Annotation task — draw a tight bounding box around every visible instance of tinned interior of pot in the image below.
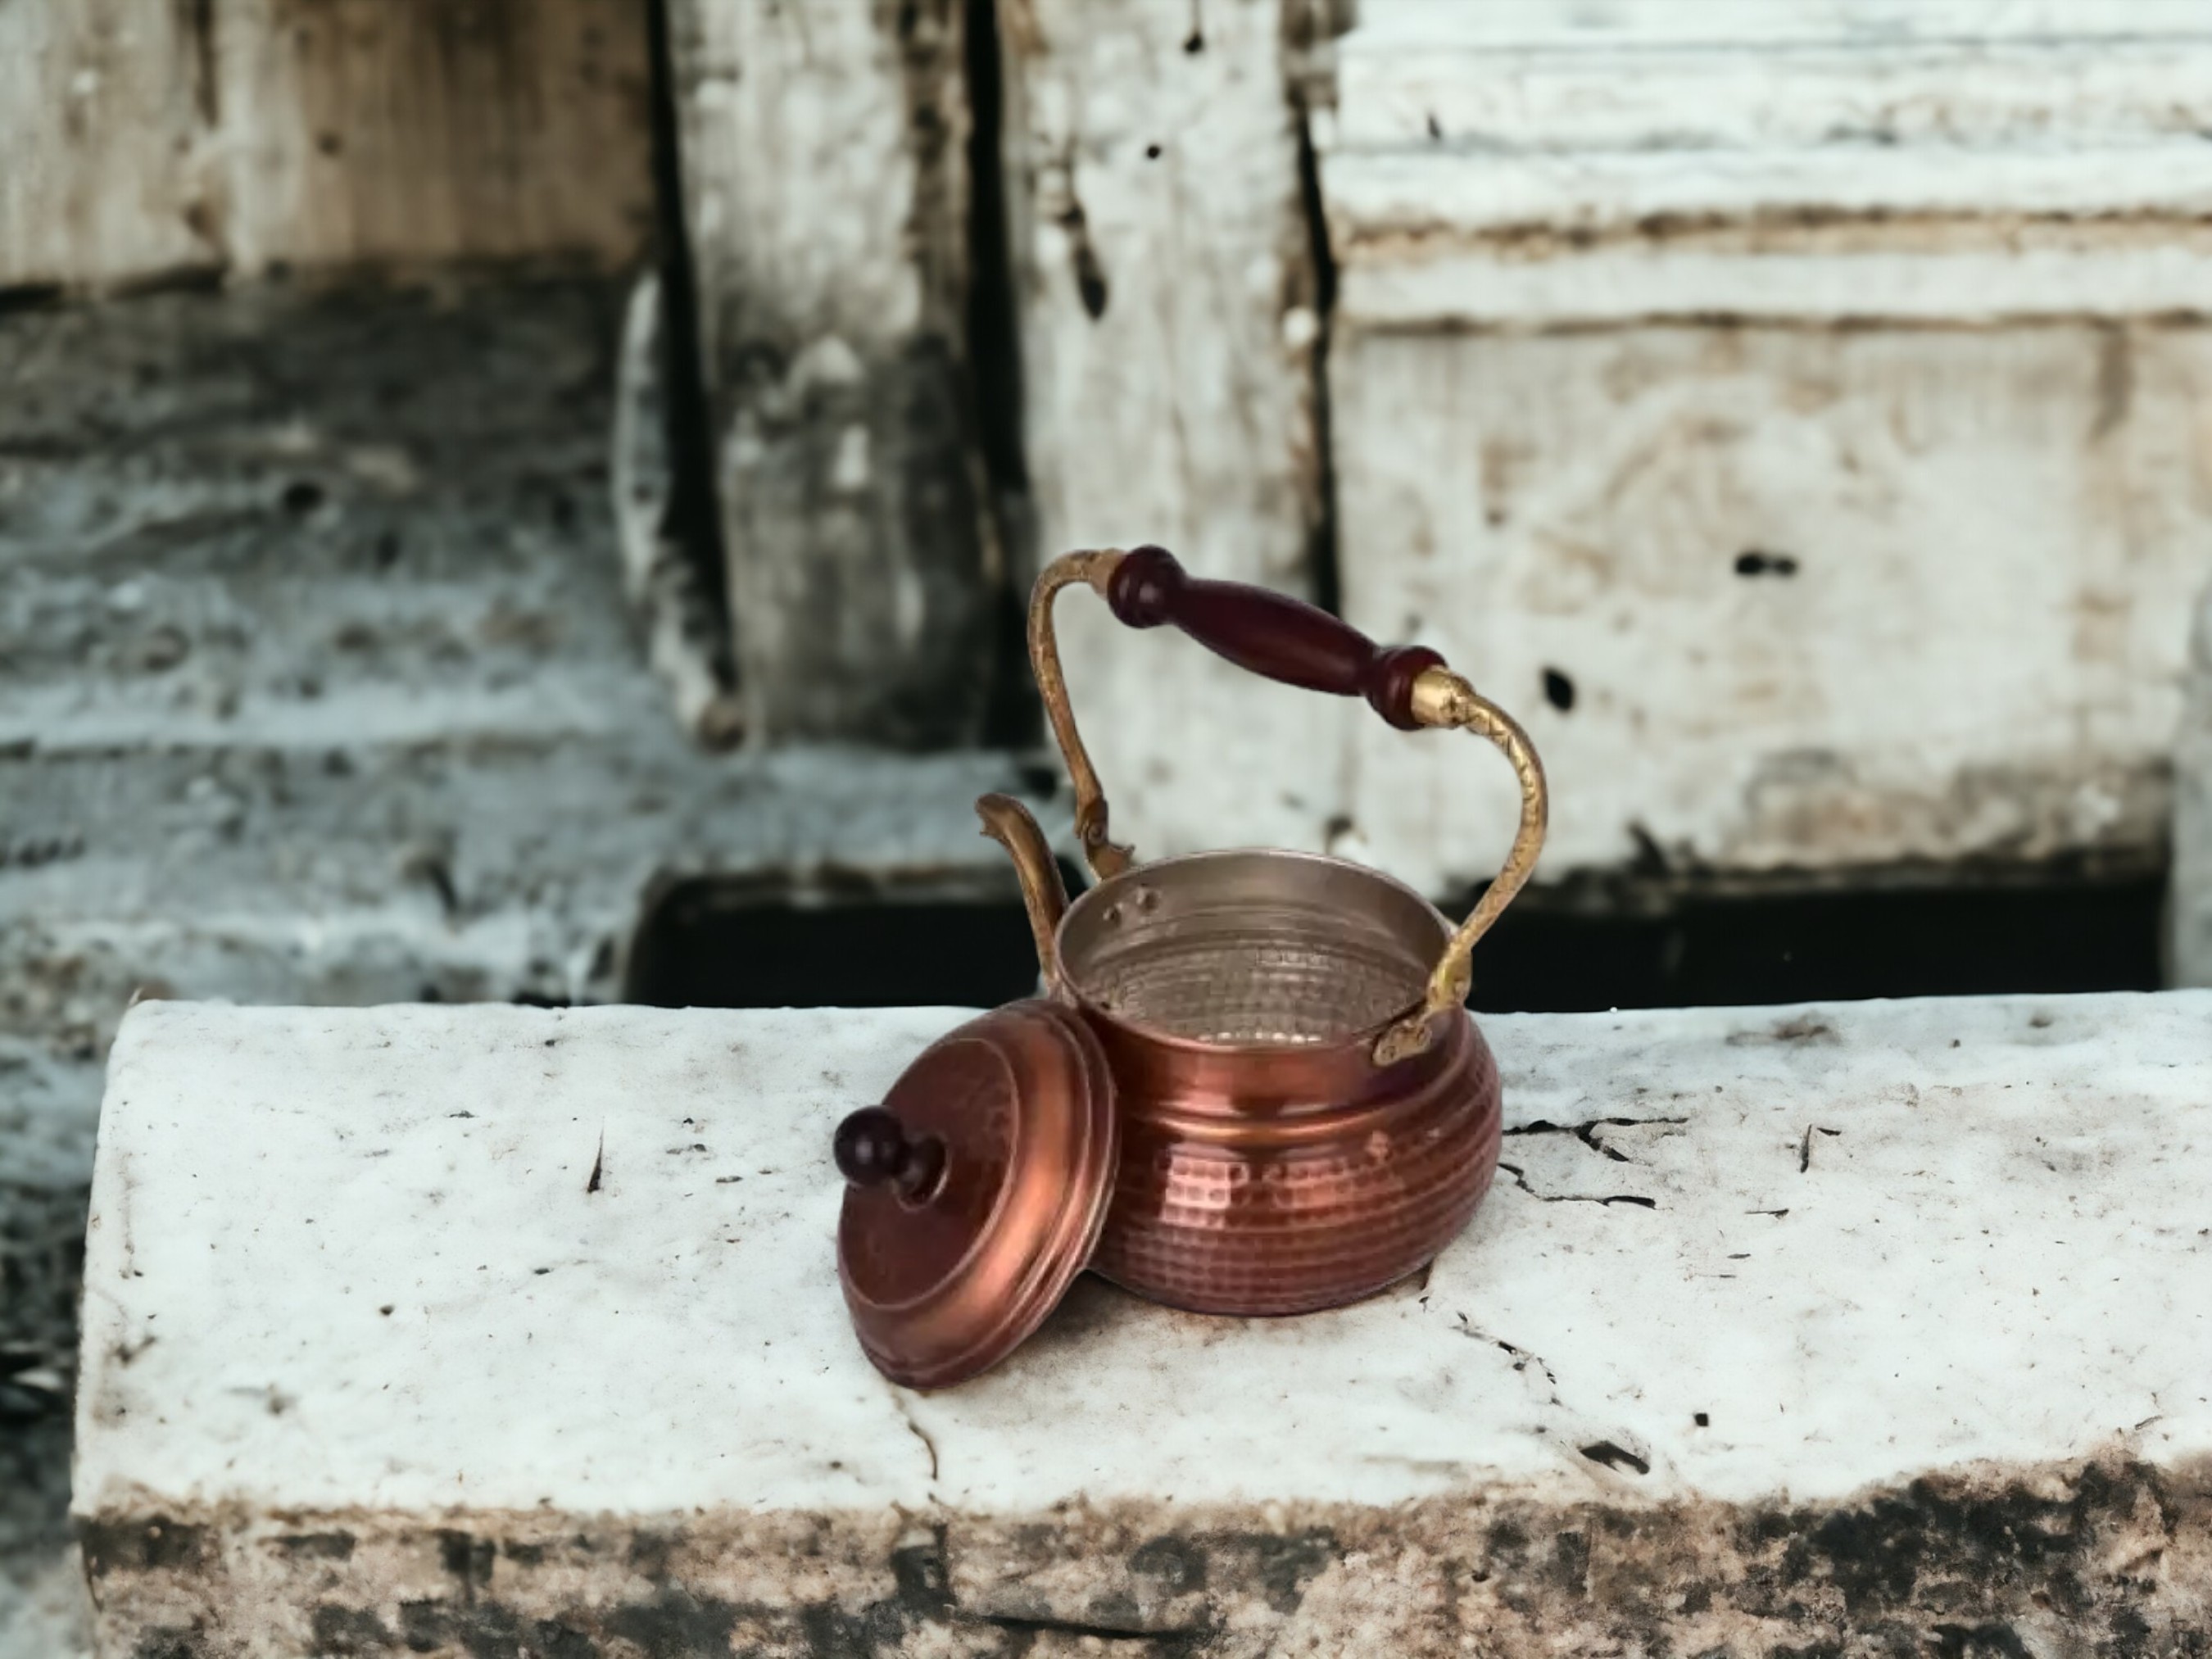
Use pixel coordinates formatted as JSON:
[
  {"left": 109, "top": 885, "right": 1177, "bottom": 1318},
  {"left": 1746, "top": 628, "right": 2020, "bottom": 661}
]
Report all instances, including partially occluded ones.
[{"left": 1055, "top": 850, "right": 1451, "bottom": 1047}]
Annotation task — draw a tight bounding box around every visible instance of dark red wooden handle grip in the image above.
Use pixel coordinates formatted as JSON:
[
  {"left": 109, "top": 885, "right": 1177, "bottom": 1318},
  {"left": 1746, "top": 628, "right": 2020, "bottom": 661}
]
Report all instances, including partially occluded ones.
[{"left": 1106, "top": 545, "right": 1442, "bottom": 730}]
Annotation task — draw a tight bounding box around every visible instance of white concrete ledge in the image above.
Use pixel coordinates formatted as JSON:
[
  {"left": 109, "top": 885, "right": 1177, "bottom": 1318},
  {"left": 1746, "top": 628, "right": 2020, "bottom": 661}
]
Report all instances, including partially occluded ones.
[{"left": 75, "top": 995, "right": 2212, "bottom": 1655}]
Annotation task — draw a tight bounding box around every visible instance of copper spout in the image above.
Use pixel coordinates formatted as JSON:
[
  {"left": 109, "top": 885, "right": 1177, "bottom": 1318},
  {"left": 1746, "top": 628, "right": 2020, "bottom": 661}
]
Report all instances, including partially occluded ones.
[{"left": 976, "top": 793, "right": 1070, "bottom": 993}]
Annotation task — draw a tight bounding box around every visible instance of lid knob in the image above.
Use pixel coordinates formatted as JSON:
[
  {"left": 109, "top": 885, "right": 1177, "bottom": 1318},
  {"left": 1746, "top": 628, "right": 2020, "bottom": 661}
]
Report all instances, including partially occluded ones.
[{"left": 833, "top": 1106, "right": 945, "bottom": 1203}]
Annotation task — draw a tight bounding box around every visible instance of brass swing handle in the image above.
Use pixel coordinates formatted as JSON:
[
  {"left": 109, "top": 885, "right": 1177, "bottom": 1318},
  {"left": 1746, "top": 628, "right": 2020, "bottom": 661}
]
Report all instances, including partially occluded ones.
[{"left": 1031, "top": 545, "right": 1549, "bottom": 1066}]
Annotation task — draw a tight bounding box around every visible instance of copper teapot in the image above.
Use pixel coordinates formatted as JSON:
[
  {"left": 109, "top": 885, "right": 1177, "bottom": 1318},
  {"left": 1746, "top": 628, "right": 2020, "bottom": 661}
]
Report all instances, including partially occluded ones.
[{"left": 832, "top": 546, "right": 1548, "bottom": 1389}]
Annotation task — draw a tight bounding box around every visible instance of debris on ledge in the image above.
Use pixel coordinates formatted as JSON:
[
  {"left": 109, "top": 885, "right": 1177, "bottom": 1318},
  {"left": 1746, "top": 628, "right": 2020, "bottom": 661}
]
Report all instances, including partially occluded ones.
[{"left": 75, "top": 995, "right": 2212, "bottom": 1656}]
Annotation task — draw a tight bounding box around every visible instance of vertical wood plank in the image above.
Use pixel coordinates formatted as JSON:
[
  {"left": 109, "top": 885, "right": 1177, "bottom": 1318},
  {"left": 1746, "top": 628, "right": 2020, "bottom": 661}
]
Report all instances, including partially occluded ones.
[
  {"left": 0, "top": 0, "right": 653, "bottom": 291},
  {"left": 0, "top": 0, "right": 215, "bottom": 289},
  {"left": 997, "top": 0, "right": 1337, "bottom": 860},
  {"left": 669, "top": 0, "right": 998, "bottom": 748},
  {"left": 216, "top": 0, "right": 655, "bottom": 276}
]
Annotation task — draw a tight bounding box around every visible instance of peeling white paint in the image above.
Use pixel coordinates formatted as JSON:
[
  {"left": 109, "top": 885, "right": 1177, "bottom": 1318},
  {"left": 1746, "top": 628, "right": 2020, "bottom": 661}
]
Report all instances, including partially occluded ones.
[
  {"left": 831, "top": 424, "right": 873, "bottom": 493},
  {"left": 1315, "top": 0, "right": 2212, "bottom": 886},
  {"left": 1003, "top": 0, "right": 1339, "bottom": 865}
]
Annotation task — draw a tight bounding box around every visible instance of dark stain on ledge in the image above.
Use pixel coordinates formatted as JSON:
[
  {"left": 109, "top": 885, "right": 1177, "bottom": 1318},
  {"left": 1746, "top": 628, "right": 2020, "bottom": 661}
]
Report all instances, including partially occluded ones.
[
  {"left": 309, "top": 1602, "right": 392, "bottom": 1655},
  {"left": 438, "top": 1527, "right": 496, "bottom": 1593},
  {"left": 1931, "top": 1621, "right": 2037, "bottom": 1657},
  {"left": 625, "top": 1529, "right": 673, "bottom": 1580},
  {"left": 79, "top": 1514, "right": 212, "bottom": 1576},
  {"left": 127, "top": 1625, "right": 207, "bottom": 1659},
  {"left": 1728, "top": 1012, "right": 1840, "bottom": 1046},
  {"left": 797, "top": 1525, "right": 954, "bottom": 1655},
  {"left": 76, "top": 1453, "right": 2212, "bottom": 1655},
  {"left": 1222, "top": 1525, "right": 1339, "bottom": 1614},
  {"left": 270, "top": 1530, "right": 356, "bottom": 1560},
  {"left": 1129, "top": 1532, "right": 1209, "bottom": 1594},
  {"left": 1793, "top": 1462, "right": 2142, "bottom": 1615},
  {"left": 982, "top": 1605, "right": 1209, "bottom": 1645},
  {"left": 391, "top": 1591, "right": 604, "bottom": 1659},
  {"left": 604, "top": 1588, "right": 740, "bottom": 1657},
  {"left": 1580, "top": 1441, "right": 1651, "bottom": 1477}
]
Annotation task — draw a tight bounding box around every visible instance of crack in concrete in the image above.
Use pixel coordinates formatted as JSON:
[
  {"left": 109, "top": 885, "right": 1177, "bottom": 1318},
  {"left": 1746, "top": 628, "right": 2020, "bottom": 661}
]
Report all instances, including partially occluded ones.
[
  {"left": 1456, "top": 1313, "right": 1558, "bottom": 1394},
  {"left": 1503, "top": 1115, "right": 1688, "bottom": 1165},
  {"left": 1497, "top": 1160, "right": 1658, "bottom": 1208},
  {"left": 1456, "top": 1315, "right": 1660, "bottom": 1492},
  {"left": 891, "top": 1392, "right": 940, "bottom": 1484}
]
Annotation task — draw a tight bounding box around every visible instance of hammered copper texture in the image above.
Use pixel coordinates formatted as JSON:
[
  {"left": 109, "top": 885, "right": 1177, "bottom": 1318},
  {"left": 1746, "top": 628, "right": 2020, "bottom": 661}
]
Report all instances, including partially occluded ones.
[
  {"left": 1084, "top": 924, "right": 1423, "bottom": 1045},
  {"left": 1087, "top": 1013, "right": 1502, "bottom": 1316}
]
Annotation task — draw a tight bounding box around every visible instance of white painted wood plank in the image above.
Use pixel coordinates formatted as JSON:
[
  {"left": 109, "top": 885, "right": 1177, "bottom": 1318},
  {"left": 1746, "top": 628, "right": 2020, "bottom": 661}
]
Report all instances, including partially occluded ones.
[
  {"left": 611, "top": 271, "right": 747, "bottom": 749},
  {"left": 999, "top": 0, "right": 1342, "bottom": 862},
  {"left": 1333, "top": 36, "right": 2212, "bottom": 156},
  {"left": 211, "top": 0, "right": 655, "bottom": 278},
  {"left": 1330, "top": 147, "right": 2212, "bottom": 246},
  {"left": 1333, "top": 324, "right": 2211, "bottom": 891},
  {"left": 1315, "top": 0, "right": 2212, "bottom": 886},
  {"left": 670, "top": 0, "right": 999, "bottom": 746},
  {"left": 1348, "top": 0, "right": 2212, "bottom": 53},
  {"left": 0, "top": 0, "right": 214, "bottom": 290},
  {"left": 1322, "top": 0, "right": 2212, "bottom": 326},
  {"left": 1336, "top": 220, "right": 2212, "bottom": 331}
]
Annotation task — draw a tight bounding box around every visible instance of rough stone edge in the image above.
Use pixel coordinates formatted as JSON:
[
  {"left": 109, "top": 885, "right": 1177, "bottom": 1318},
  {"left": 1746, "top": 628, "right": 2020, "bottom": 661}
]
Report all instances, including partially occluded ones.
[{"left": 74, "top": 1449, "right": 2212, "bottom": 1656}]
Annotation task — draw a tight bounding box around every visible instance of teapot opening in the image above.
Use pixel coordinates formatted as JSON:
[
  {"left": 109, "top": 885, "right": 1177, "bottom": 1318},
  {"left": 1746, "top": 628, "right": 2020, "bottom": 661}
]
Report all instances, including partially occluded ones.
[{"left": 1057, "top": 850, "right": 1449, "bottom": 1049}]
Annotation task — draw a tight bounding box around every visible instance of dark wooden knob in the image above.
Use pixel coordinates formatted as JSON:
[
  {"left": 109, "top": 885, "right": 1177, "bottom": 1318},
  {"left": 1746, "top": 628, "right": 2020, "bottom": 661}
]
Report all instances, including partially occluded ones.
[
  {"left": 1105, "top": 544, "right": 1444, "bottom": 730},
  {"left": 834, "top": 1108, "right": 945, "bottom": 1200}
]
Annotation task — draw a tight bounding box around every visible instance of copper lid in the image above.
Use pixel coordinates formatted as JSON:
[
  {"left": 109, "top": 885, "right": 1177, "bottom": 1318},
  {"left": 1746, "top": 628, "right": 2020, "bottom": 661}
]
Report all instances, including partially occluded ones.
[{"left": 833, "top": 1000, "right": 1117, "bottom": 1389}]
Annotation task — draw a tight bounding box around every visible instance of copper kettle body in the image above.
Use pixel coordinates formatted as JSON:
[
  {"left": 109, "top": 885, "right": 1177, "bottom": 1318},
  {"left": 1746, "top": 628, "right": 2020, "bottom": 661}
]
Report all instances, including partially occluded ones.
[
  {"left": 977, "top": 545, "right": 1548, "bottom": 1317},
  {"left": 977, "top": 797, "right": 1509, "bottom": 1315}
]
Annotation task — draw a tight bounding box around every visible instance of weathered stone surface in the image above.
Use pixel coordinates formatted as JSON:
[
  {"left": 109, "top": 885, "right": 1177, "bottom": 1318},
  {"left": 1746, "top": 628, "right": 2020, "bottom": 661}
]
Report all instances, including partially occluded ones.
[
  {"left": 75, "top": 991, "right": 2212, "bottom": 1654},
  {"left": 61, "top": 1469, "right": 2212, "bottom": 1657}
]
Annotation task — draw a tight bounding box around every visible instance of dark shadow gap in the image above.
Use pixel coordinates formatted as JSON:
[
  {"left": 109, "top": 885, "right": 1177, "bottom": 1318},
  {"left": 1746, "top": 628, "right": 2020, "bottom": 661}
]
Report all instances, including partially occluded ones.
[
  {"left": 0, "top": 283, "right": 64, "bottom": 319},
  {"left": 1457, "top": 868, "right": 2165, "bottom": 1013},
  {"left": 628, "top": 867, "right": 2165, "bottom": 1014},
  {"left": 643, "top": 0, "right": 734, "bottom": 680},
  {"left": 966, "top": 0, "right": 1043, "bottom": 749},
  {"left": 1291, "top": 83, "right": 1341, "bottom": 619},
  {"left": 625, "top": 862, "right": 1090, "bottom": 1011}
]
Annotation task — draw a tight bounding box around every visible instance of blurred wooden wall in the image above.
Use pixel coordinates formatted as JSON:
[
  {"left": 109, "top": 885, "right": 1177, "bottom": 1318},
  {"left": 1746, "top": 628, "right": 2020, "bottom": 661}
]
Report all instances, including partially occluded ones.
[{"left": 11, "top": 0, "right": 2212, "bottom": 900}]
